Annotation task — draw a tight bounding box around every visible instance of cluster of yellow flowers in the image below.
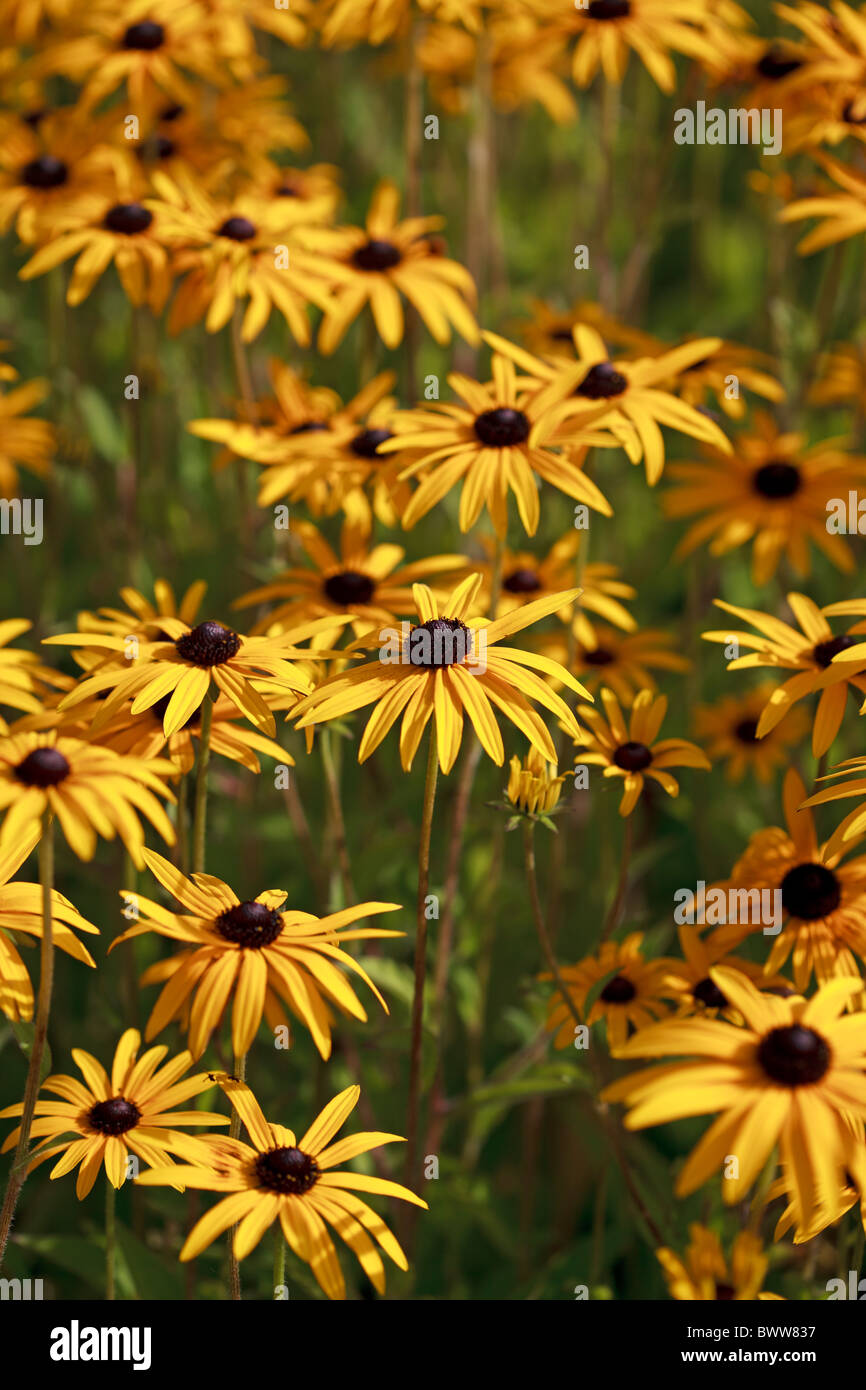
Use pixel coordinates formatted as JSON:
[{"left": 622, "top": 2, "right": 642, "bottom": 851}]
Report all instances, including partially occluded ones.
[{"left": 4, "top": 0, "right": 866, "bottom": 1303}]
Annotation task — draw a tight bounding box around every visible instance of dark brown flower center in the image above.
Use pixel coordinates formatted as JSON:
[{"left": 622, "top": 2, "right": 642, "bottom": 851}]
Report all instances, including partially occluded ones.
[
  {"left": 254, "top": 1146, "right": 319, "bottom": 1194},
  {"left": 21, "top": 155, "right": 67, "bottom": 189},
  {"left": 104, "top": 202, "right": 153, "bottom": 235},
  {"left": 613, "top": 741, "right": 653, "bottom": 772},
  {"left": 350, "top": 427, "right": 393, "bottom": 458},
  {"left": 22, "top": 109, "right": 48, "bottom": 128},
  {"left": 175, "top": 621, "right": 241, "bottom": 667},
  {"left": 756, "top": 1024, "right": 831, "bottom": 1085},
  {"left": 503, "top": 567, "right": 542, "bottom": 594},
  {"left": 216, "top": 900, "right": 283, "bottom": 948},
  {"left": 323, "top": 570, "right": 376, "bottom": 606},
  {"left": 715, "top": 1282, "right": 737, "bottom": 1300},
  {"left": 781, "top": 862, "right": 841, "bottom": 920},
  {"left": 575, "top": 361, "right": 628, "bottom": 399},
  {"left": 843, "top": 100, "right": 866, "bottom": 125},
  {"left": 152, "top": 694, "right": 200, "bottom": 730},
  {"left": 88, "top": 1097, "right": 141, "bottom": 1136},
  {"left": 160, "top": 103, "right": 185, "bottom": 122},
  {"left": 752, "top": 460, "right": 801, "bottom": 499},
  {"left": 812, "top": 634, "right": 859, "bottom": 668},
  {"left": 352, "top": 239, "right": 402, "bottom": 272},
  {"left": 756, "top": 48, "right": 802, "bottom": 79},
  {"left": 217, "top": 216, "right": 257, "bottom": 242},
  {"left": 276, "top": 182, "right": 299, "bottom": 197},
  {"left": 122, "top": 20, "right": 165, "bottom": 49},
  {"left": 290, "top": 421, "right": 329, "bottom": 435},
  {"left": 693, "top": 976, "right": 727, "bottom": 1009},
  {"left": 589, "top": 0, "right": 630, "bottom": 17},
  {"left": 473, "top": 408, "right": 530, "bottom": 447},
  {"left": 407, "top": 618, "right": 472, "bottom": 669},
  {"left": 600, "top": 973, "right": 636, "bottom": 1004},
  {"left": 582, "top": 646, "right": 615, "bottom": 666},
  {"left": 734, "top": 718, "right": 759, "bottom": 743},
  {"left": 15, "top": 747, "right": 71, "bottom": 787}
]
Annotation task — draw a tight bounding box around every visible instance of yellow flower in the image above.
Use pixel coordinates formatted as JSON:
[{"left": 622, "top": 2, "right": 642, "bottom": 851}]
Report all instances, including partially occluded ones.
[
  {"left": 0, "top": 619, "right": 68, "bottom": 713},
  {"left": 484, "top": 326, "right": 732, "bottom": 485},
  {"left": 419, "top": 16, "right": 578, "bottom": 124},
  {"left": 136, "top": 1079, "right": 427, "bottom": 1299},
  {"left": 664, "top": 412, "right": 866, "bottom": 584},
  {"left": 20, "top": 193, "right": 172, "bottom": 310},
  {"left": 538, "top": 623, "right": 689, "bottom": 704},
  {"left": 544, "top": 932, "right": 671, "bottom": 1051},
  {"left": 293, "top": 574, "right": 590, "bottom": 774},
  {"left": 657, "top": 1224, "right": 782, "bottom": 1300},
  {"left": 0, "top": 825, "right": 97, "bottom": 1022},
  {"left": 0, "top": 731, "right": 176, "bottom": 865},
  {"left": 297, "top": 180, "right": 479, "bottom": 353},
  {"left": 573, "top": 687, "right": 709, "bottom": 815},
  {"left": 809, "top": 341, "right": 866, "bottom": 410},
  {"left": 0, "top": 376, "right": 54, "bottom": 494},
  {"left": 0, "top": 1028, "right": 229, "bottom": 1199},
  {"left": 559, "top": 0, "right": 723, "bottom": 93},
  {"left": 603, "top": 969, "right": 866, "bottom": 1234},
  {"left": 662, "top": 924, "right": 791, "bottom": 1021},
  {"left": 113, "top": 850, "right": 402, "bottom": 1059},
  {"left": 694, "top": 683, "right": 810, "bottom": 784},
  {"left": 477, "top": 533, "right": 637, "bottom": 632},
  {"left": 505, "top": 748, "right": 566, "bottom": 817},
  {"left": 779, "top": 152, "right": 866, "bottom": 253},
  {"left": 702, "top": 591, "right": 866, "bottom": 757}
]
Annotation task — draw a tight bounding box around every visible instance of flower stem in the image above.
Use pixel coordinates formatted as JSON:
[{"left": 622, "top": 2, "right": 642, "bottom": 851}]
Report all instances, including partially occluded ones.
[
  {"left": 320, "top": 727, "right": 355, "bottom": 909},
  {"left": 404, "top": 730, "right": 439, "bottom": 1205},
  {"left": 0, "top": 812, "right": 55, "bottom": 1270},
  {"left": 106, "top": 1178, "right": 117, "bottom": 1300},
  {"left": 522, "top": 822, "right": 583, "bottom": 1034},
  {"left": 600, "top": 815, "right": 633, "bottom": 941},
  {"left": 273, "top": 1224, "right": 287, "bottom": 1298},
  {"left": 191, "top": 688, "right": 216, "bottom": 875}
]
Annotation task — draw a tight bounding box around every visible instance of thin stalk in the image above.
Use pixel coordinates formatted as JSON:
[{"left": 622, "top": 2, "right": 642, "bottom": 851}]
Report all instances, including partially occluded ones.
[
  {"left": 600, "top": 815, "right": 633, "bottom": 941},
  {"left": 191, "top": 688, "right": 216, "bottom": 875},
  {"left": 106, "top": 1179, "right": 117, "bottom": 1300},
  {"left": 523, "top": 822, "right": 583, "bottom": 1033},
  {"left": 404, "top": 730, "right": 439, "bottom": 1202},
  {"left": 403, "top": 17, "right": 424, "bottom": 398},
  {"left": 320, "top": 727, "right": 356, "bottom": 909},
  {"left": 273, "top": 1224, "right": 287, "bottom": 1297},
  {"left": 0, "top": 812, "right": 55, "bottom": 1269}
]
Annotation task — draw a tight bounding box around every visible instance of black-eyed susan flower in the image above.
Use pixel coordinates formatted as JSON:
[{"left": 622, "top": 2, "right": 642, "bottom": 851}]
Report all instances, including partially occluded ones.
[
  {"left": 664, "top": 414, "right": 866, "bottom": 584},
  {"left": 694, "top": 683, "right": 810, "bottom": 784},
  {"left": 379, "top": 352, "right": 619, "bottom": 536},
  {"left": 0, "top": 619, "right": 68, "bottom": 714},
  {"left": 662, "top": 924, "right": 791, "bottom": 1021},
  {"left": 559, "top": 0, "right": 721, "bottom": 92},
  {"left": 476, "top": 533, "right": 636, "bottom": 631},
  {"left": 46, "top": 614, "right": 349, "bottom": 738},
  {"left": 573, "top": 687, "right": 709, "bottom": 815},
  {"left": 112, "top": 849, "right": 403, "bottom": 1059},
  {"left": 0, "top": 1028, "right": 229, "bottom": 1199},
  {"left": 657, "top": 1224, "right": 782, "bottom": 1300},
  {"left": 233, "top": 516, "right": 466, "bottom": 642},
  {"left": 779, "top": 152, "right": 866, "bottom": 253},
  {"left": 809, "top": 341, "right": 866, "bottom": 410},
  {"left": 538, "top": 622, "right": 689, "bottom": 704},
  {"left": 419, "top": 15, "right": 578, "bottom": 124},
  {"left": 0, "top": 107, "right": 121, "bottom": 243},
  {"left": 543, "top": 933, "right": 672, "bottom": 1051},
  {"left": 712, "top": 768, "right": 866, "bottom": 995},
  {"left": 0, "top": 375, "right": 54, "bottom": 494},
  {"left": 484, "top": 328, "right": 732, "bottom": 485},
  {"left": 135, "top": 1079, "right": 427, "bottom": 1299},
  {"left": 702, "top": 592, "right": 866, "bottom": 757},
  {"left": 504, "top": 747, "right": 566, "bottom": 821},
  {"left": 0, "top": 731, "right": 175, "bottom": 864},
  {"left": 293, "top": 574, "right": 590, "bottom": 774},
  {"left": 0, "top": 825, "right": 97, "bottom": 1022},
  {"left": 669, "top": 340, "right": 785, "bottom": 421},
  {"left": 603, "top": 969, "right": 866, "bottom": 1233},
  {"left": 804, "top": 753, "right": 866, "bottom": 859},
  {"left": 297, "top": 180, "right": 478, "bottom": 353}
]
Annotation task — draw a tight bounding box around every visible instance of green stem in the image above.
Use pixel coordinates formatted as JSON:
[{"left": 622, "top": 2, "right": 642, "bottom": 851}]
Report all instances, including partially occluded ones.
[
  {"left": 522, "top": 822, "right": 583, "bottom": 1034},
  {"left": 192, "top": 688, "right": 216, "bottom": 875},
  {"left": 600, "top": 815, "right": 633, "bottom": 941},
  {"left": 106, "top": 1178, "right": 117, "bottom": 1300},
  {"left": 404, "top": 731, "right": 439, "bottom": 1205},
  {"left": 0, "top": 812, "right": 55, "bottom": 1270},
  {"left": 320, "top": 727, "right": 355, "bottom": 909},
  {"left": 273, "top": 1224, "right": 287, "bottom": 1298}
]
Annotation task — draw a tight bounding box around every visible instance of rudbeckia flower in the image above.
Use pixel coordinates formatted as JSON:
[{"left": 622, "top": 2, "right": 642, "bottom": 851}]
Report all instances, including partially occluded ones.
[
  {"left": 292, "top": 574, "right": 590, "bottom": 774},
  {"left": 809, "top": 341, "right": 866, "bottom": 410},
  {"left": 664, "top": 413, "right": 866, "bottom": 584},
  {"left": 538, "top": 623, "right": 689, "bottom": 703},
  {"left": 66, "top": 578, "right": 207, "bottom": 658},
  {"left": 136, "top": 1080, "right": 427, "bottom": 1300},
  {"left": 112, "top": 850, "right": 403, "bottom": 1059},
  {"left": 804, "top": 753, "right": 866, "bottom": 859},
  {"left": 559, "top": 0, "right": 722, "bottom": 93},
  {"left": 638, "top": 335, "right": 785, "bottom": 421},
  {"left": 543, "top": 932, "right": 672, "bottom": 1051},
  {"left": 0, "top": 825, "right": 97, "bottom": 1022},
  {"left": 297, "top": 180, "right": 479, "bottom": 353},
  {"left": 477, "top": 533, "right": 636, "bottom": 632},
  {"left": 702, "top": 592, "right": 866, "bottom": 757},
  {"left": 694, "top": 683, "right": 810, "bottom": 784},
  {"left": 0, "top": 1028, "right": 229, "bottom": 1199},
  {"left": 0, "top": 619, "right": 68, "bottom": 713},
  {"left": 504, "top": 747, "right": 566, "bottom": 819},
  {"left": 662, "top": 924, "right": 791, "bottom": 1021},
  {"left": 779, "top": 152, "right": 866, "bottom": 253},
  {"left": 657, "top": 1224, "right": 782, "bottom": 1300},
  {"left": 711, "top": 768, "right": 866, "bottom": 995},
  {"left": 0, "top": 731, "right": 175, "bottom": 865},
  {"left": 379, "top": 352, "right": 619, "bottom": 536},
  {"left": 603, "top": 969, "right": 866, "bottom": 1234},
  {"left": 45, "top": 614, "right": 350, "bottom": 738},
  {"left": 233, "top": 517, "right": 465, "bottom": 641},
  {"left": 573, "top": 687, "right": 709, "bottom": 815},
  {"left": 0, "top": 375, "right": 54, "bottom": 494},
  {"left": 483, "top": 327, "right": 732, "bottom": 484},
  {"left": 419, "top": 16, "right": 578, "bottom": 124},
  {"left": 0, "top": 107, "right": 122, "bottom": 243}
]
